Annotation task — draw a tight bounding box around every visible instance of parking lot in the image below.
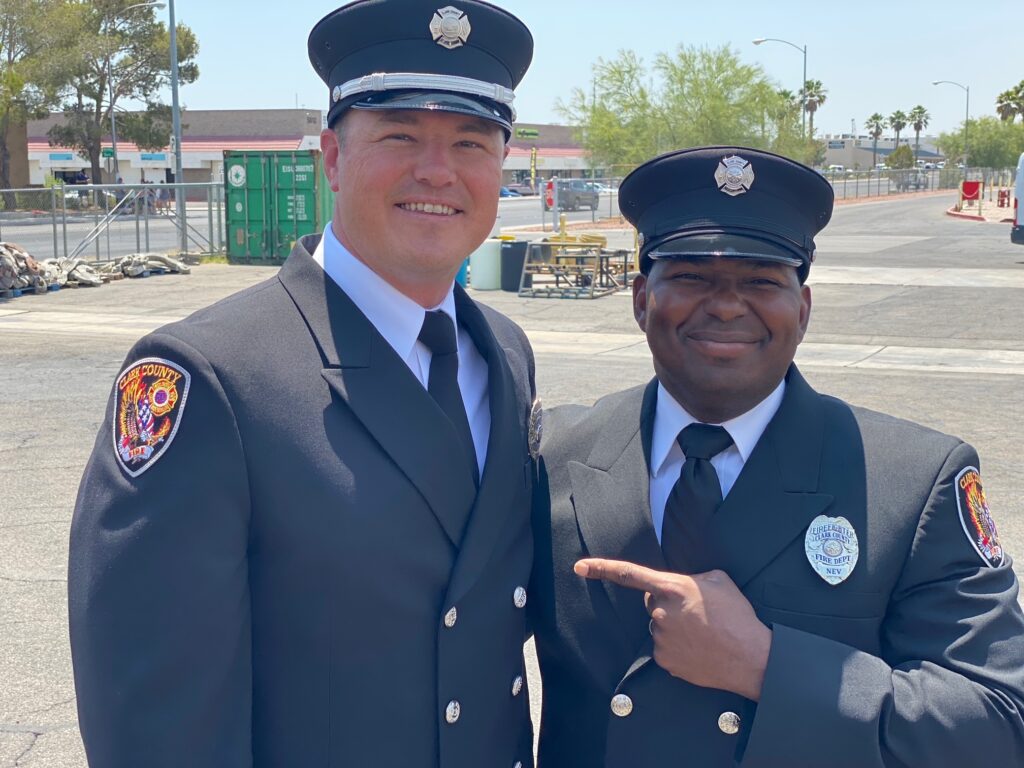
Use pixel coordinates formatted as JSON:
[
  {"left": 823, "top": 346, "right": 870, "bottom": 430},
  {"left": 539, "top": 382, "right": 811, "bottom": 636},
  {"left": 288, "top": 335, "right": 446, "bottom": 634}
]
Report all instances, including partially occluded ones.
[{"left": 1, "top": 191, "right": 1022, "bottom": 766}]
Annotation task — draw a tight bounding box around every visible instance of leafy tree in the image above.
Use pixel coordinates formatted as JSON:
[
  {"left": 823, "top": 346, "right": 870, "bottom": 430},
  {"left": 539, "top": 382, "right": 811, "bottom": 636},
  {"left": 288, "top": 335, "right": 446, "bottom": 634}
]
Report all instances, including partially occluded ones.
[
  {"left": 0, "top": 0, "right": 73, "bottom": 196},
  {"left": 865, "top": 113, "right": 885, "bottom": 166},
  {"left": 887, "top": 110, "right": 908, "bottom": 149},
  {"left": 558, "top": 45, "right": 814, "bottom": 169},
  {"left": 800, "top": 79, "right": 827, "bottom": 137},
  {"left": 937, "top": 117, "right": 1024, "bottom": 168},
  {"left": 47, "top": 0, "right": 199, "bottom": 184},
  {"left": 995, "top": 81, "right": 1024, "bottom": 123},
  {"left": 885, "top": 144, "right": 914, "bottom": 169},
  {"left": 908, "top": 105, "right": 930, "bottom": 160}
]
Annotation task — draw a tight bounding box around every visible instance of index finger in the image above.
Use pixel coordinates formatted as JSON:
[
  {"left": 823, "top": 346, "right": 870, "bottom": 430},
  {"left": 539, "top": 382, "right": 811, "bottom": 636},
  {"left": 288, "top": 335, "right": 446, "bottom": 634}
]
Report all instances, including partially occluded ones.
[{"left": 574, "top": 558, "right": 671, "bottom": 594}]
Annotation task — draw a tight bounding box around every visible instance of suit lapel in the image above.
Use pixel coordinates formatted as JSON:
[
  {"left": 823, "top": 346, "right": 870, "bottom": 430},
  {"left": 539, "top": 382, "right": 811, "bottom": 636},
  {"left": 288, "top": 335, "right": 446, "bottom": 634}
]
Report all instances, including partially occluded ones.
[
  {"left": 704, "top": 367, "right": 835, "bottom": 589},
  {"left": 446, "top": 287, "right": 527, "bottom": 604},
  {"left": 570, "top": 380, "right": 664, "bottom": 651},
  {"left": 277, "top": 238, "right": 476, "bottom": 545}
]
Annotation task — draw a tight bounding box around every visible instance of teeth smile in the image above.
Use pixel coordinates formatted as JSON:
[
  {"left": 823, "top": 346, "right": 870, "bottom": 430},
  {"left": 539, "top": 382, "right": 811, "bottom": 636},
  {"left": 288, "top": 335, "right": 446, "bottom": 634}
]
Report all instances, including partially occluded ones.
[{"left": 399, "top": 202, "right": 458, "bottom": 215}]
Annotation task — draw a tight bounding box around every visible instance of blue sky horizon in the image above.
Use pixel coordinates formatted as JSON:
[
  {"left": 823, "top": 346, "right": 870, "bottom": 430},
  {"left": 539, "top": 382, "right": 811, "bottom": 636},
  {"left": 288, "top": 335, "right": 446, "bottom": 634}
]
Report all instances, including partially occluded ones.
[{"left": 147, "top": 0, "right": 1022, "bottom": 139}]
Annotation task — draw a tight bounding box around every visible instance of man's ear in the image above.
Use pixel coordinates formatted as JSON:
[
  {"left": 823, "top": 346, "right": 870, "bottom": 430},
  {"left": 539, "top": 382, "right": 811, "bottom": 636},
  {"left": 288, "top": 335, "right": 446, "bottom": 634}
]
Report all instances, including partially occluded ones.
[
  {"left": 320, "top": 128, "right": 342, "bottom": 193},
  {"left": 633, "top": 273, "right": 649, "bottom": 332},
  {"left": 797, "top": 284, "right": 812, "bottom": 341}
]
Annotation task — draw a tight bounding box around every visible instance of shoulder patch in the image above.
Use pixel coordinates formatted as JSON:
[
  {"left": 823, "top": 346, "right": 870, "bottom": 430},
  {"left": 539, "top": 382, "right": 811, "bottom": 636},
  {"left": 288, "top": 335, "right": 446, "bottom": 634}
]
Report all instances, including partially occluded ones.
[
  {"left": 112, "top": 357, "right": 191, "bottom": 478},
  {"left": 955, "top": 466, "right": 1003, "bottom": 568}
]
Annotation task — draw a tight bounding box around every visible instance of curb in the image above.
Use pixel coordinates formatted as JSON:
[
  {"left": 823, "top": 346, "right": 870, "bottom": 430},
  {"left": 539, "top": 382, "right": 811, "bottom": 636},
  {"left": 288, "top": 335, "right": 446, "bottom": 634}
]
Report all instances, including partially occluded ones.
[{"left": 945, "top": 206, "right": 986, "bottom": 222}]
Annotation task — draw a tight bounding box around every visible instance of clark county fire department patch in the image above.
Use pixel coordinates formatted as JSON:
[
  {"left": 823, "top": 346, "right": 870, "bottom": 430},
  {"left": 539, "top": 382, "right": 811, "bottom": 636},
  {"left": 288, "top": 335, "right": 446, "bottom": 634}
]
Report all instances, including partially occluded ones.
[
  {"left": 112, "top": 357, "right": 191, "bottom": 478},
  {"left": 955, "top": 466, "right": 1003, "bottom": 567}
]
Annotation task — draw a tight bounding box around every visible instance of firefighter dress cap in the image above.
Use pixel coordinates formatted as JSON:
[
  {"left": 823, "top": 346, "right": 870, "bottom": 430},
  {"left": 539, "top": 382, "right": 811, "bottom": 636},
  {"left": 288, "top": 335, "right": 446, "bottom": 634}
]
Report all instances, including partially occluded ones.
[
  {"left": 618, "top": 146, "right": 834, "bottom": 282},
  {"left": 308, "top": 0, "right": 533, "bottom": 135}
]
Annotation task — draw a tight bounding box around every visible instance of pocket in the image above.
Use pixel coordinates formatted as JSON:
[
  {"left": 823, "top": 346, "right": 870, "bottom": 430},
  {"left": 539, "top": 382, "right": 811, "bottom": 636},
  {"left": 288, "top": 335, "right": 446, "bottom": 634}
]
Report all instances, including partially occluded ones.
[{"left": 760, "top": 581, "right": 884, "bottom": 619}]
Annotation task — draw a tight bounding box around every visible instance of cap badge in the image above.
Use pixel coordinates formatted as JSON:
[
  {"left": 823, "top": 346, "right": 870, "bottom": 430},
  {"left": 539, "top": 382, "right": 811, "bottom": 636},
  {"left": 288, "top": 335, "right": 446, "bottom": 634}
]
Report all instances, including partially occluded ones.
[
  {"left": 430, "top": 6, "right": 471, "bottom": 50},
  {"left": 715, "top": 155, "right": 755, "bottom": 197},
  {"left": 804, "top": 515, "right": 859, "bottom": 585}
]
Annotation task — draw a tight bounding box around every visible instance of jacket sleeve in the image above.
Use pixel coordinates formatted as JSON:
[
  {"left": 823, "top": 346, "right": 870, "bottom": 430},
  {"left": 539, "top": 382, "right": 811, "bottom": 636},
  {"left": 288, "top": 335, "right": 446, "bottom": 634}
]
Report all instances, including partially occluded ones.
[
  {"left": 742, "top": 441, "right": 1024, "bottom": 767},
  {"left": 68, "top": 331, "right": 253, "bottom": 768}
]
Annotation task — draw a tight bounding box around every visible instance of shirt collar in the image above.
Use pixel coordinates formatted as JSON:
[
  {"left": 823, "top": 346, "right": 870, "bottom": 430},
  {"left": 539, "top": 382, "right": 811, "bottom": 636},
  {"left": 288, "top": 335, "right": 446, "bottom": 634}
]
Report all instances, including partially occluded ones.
[
  {"left": 312, "top": 224, "right": 458, "bottom": 358},
  {"left": 650, "top": 379, "right": 786, "bottom": 477}
]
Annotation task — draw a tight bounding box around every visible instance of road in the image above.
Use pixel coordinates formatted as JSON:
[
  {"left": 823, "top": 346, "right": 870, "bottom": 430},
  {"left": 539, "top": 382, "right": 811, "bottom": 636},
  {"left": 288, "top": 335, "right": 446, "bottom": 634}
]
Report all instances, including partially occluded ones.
[{"left": 1, "top": 192, "right": 1022, "bottom": 765}]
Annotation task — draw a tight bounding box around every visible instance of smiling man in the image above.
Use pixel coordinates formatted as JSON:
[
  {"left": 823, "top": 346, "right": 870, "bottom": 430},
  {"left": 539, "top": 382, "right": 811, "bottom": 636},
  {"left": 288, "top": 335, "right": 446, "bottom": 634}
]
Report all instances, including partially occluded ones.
[
  {"left": 69, "top": 2, "right": 539, "bottom": 767},
  {"left": 530, "top": 146, "right": 1024, "bottom": 767}
]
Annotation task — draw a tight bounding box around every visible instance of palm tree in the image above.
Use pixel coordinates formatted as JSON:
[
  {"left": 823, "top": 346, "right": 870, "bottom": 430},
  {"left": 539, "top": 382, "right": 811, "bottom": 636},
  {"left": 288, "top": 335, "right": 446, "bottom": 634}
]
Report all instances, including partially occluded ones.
[
  {"left": 801, "top": 80, "right": 827, "bottom": 138},
  {"left": 866, "top": 113, "right": 885, "bottom": 167},
  {"left": 888, "top": 110, "right": 908, "bottom": 151},
  {"left": 996, "top": 90, "right": 1018, "bottom": 122},
  {"left": 995, "top": 81, "right": 1024, "bottom": 122},
  {"left": 908, "top": 105, "right": 930, "bottom": 161}
]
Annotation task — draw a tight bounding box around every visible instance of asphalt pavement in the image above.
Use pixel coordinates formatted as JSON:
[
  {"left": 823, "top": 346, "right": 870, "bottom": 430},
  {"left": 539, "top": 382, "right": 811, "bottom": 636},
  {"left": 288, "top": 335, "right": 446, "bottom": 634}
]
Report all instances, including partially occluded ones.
[{"left": 1, "top": 191, "right": 1022, "bottom": 766}]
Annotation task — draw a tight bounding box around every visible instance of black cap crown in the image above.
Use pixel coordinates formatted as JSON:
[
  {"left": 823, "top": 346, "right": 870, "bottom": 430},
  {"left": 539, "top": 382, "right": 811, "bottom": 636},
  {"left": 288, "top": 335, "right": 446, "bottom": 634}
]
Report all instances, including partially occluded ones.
[
  {"left": 619, "top": 146, "right": 834, "bottom": 282},
  {"left": 308, "top": 0, "right": 533, "bottom": 133}
]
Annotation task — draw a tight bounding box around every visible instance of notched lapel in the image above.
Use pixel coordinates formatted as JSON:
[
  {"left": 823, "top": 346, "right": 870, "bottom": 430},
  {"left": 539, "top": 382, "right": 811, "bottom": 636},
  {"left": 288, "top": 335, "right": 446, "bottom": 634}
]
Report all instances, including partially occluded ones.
[
  {"left": 278, "top": 241, "right": 475, "bottom": 545},
  {"left": 447, "top": 294, "right": 528, "bottom": 605},
  {"left": 705, "top": 368, "right": 835, "bottom": 589}
]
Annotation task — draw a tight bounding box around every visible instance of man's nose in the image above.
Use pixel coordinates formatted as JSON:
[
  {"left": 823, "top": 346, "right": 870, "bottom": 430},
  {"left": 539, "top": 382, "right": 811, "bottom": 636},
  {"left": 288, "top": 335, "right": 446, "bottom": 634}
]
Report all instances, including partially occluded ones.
[
  {"left": 702, "top": 282, "right": 747, "bottom": 321},
  {"left": 413, "top": 142, "right": 458, "bottom": 187}
]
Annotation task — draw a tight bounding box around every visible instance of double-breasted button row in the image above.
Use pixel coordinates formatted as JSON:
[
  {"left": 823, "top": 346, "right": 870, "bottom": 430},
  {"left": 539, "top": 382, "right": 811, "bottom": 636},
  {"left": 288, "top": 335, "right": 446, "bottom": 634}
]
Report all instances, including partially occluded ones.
[
  {"left": 610, "top": 694, "right": 633, "bottom": 717},
  {"left": 513, "top": 586, "right": 527, "bottom": 608},
  {"left": 445, "top": 700, "right": 461, "bottom": 724}
]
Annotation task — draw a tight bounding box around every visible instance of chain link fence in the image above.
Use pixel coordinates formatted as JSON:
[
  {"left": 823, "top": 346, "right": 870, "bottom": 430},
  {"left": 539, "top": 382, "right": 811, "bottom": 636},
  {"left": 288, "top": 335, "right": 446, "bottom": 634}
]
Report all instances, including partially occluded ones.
[{"left": 0, "top": 182, "right": 225, "bottom": 264}]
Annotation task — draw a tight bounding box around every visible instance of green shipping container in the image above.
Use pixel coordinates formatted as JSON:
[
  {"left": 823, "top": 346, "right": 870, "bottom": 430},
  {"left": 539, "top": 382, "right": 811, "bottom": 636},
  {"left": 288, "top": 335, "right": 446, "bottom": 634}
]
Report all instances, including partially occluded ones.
[{"left": 224, "top": 150, "right": 334, "bottom": 265}]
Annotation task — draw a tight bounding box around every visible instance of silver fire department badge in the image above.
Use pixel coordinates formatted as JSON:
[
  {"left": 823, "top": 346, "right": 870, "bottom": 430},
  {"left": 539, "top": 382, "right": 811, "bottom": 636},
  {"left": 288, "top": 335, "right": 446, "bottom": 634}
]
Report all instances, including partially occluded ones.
[
  {"left": 528, "top": 398, "right": 543, "bottom": 460},
  {"left": 714, "top": 155, "right": 755, "bottom": 197},
  {"left": 430, "top": 6, "right": 471, "bottom": 50},
  {"left": 805, "top": 515, "right": 859, "bottom": 585}
]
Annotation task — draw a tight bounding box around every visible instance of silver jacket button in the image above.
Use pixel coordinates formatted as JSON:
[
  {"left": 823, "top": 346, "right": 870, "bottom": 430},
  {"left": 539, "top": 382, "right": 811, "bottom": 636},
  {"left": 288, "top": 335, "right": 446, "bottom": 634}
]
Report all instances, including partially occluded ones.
[
  {"left": 513, "top": 586, "right": 527, "bottom": 608},
  {"left": 513, "top": 763, "right": 523, "bottom": 768},
  {"left": 445, "top": 700, "right": 461, "bottom": 724},
  {"left": 610, "top": 694, "right": 633, "bottom": 717},
  {"left": 443, "top": 607, "right": 457, "bottom": 628},
  {"left": 512, "top": 675, "right": 524, "bottom": 697},
  {"left": 718, "top": 711, "right": 741, "bottom": 735}
]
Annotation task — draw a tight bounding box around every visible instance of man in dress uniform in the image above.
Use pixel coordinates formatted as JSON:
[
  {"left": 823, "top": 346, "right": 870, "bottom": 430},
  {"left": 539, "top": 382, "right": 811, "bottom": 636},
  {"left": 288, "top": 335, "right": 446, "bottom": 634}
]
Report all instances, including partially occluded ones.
[
  {"left": 69, "top": 2, "right": 538, "bottom": 766},
  {"left": 530, "top": 146, "right": 1024, "bottom": 767}
]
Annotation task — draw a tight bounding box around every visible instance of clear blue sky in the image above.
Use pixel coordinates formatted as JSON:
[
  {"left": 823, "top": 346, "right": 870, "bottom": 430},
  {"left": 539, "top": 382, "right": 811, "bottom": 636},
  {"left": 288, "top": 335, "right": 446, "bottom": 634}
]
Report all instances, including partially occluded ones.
[{"left": 162, "top": 0, "right": 1023, "bottom": 138}]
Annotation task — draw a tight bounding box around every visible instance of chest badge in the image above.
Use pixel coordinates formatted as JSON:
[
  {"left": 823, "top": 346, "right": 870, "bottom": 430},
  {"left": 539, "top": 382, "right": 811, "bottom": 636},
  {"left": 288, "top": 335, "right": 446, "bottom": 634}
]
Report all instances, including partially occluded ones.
[
  {"left": 430, "top": 6, "right": 471, "bottom": 50},
  {"left": 805, "top": 515, "right": 859, "bottom": 585}
]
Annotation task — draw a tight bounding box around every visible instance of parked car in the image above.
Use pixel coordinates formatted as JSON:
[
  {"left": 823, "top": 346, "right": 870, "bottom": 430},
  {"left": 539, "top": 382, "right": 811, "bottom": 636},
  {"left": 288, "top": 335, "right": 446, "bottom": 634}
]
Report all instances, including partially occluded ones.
[
  {"left": 499, "top": 186, "right": 521, "bottom": 198},
  {"left": 1012, "top": 152, "right": 1024, "bottom": 245},
  {"left": 544, "top": 179, "right": 600, "bottom": 211},
  {"left": 505, "top": 181, "right": 535, "bottom": 195}
]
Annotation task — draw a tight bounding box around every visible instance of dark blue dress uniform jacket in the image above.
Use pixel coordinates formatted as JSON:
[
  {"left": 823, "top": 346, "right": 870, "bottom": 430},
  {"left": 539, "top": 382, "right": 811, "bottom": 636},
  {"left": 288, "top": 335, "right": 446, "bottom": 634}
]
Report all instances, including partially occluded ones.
[
  {"left": 69, "top": 235, "right": 537, "bottom": 768},
  {"left": 530, "top": 367, "right": 1024, "bottom": 767}
]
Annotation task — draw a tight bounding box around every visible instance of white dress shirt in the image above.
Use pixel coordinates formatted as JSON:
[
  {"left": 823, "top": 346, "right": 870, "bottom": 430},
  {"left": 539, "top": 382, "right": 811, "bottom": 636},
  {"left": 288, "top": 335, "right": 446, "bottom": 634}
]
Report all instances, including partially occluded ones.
[
  {"left": 312, "top": 225, "right": 490, "bottom": 473},
  {"left": 648, "top": 380, "right": 786, "bottom": 543}
]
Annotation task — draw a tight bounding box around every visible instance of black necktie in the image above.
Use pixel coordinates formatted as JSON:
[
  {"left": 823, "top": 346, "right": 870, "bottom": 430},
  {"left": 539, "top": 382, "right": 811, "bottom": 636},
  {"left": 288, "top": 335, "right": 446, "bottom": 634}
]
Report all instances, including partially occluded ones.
[
  {"left": 661, "top": 423, "right": 734, "bottom": 574},
  {"left": 418, "top": 310, "right": 479, "bottom": 487}
]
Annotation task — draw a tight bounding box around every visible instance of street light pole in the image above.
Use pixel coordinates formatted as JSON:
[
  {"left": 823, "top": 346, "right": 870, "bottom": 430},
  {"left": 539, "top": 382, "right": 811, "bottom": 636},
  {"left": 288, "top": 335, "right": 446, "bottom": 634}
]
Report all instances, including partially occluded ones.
[
  {"left": 753, "top": 37, "right": 808, "bottom": 139},
  {"left": 168, "top": 0, "right": 186, "bottom": 253},
  {"left": 107, "top": 60, "right": 119, "bottom": 181},
  {"left": 932, "top": 80, "right": 970, "bottom": 168}
]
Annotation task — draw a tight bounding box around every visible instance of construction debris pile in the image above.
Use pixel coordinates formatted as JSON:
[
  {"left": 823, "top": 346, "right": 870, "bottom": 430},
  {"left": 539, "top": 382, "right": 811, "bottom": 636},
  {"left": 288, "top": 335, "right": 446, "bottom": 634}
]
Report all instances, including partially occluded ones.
[{"left": 0, "top": 242, "right": 190, "bottom": 298}]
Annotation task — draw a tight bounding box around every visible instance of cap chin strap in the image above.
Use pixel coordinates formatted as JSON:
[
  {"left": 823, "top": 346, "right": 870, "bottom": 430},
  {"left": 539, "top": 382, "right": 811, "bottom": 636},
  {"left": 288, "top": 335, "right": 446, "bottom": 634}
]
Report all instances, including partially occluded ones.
[{"left": 333, "top": 72, "right": 516, "bottom": 118}]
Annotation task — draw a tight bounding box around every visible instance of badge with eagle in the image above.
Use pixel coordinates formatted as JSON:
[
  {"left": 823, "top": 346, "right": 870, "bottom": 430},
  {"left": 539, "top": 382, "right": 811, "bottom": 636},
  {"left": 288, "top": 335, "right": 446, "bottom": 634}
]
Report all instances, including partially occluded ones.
[
  {"left": 113, "top": 357, "right": 190, "bottom": 478},
  {"left": 955, "top": 466, "right": 1003, "bottom": 567}
]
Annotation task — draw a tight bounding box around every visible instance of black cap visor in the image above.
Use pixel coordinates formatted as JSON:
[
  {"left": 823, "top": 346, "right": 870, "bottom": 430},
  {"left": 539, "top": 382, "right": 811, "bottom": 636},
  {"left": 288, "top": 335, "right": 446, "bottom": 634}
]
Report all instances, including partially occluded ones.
[
  {"left": 643, "top": 233, "right": 811, "bottom": 281},
  {"left": 344, "top": 90, "right": 512, "bottom": 135}
]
